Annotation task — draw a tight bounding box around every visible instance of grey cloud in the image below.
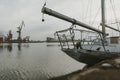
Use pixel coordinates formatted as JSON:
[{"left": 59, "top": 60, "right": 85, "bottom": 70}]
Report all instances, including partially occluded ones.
[{"left": 1, "top": 0, "right": 120, "bottom": 40}]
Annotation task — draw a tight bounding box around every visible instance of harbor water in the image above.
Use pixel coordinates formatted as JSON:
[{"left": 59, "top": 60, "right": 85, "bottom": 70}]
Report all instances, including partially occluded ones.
[{"left": 0, "top": 43, "right": 85, "bottom": 80}]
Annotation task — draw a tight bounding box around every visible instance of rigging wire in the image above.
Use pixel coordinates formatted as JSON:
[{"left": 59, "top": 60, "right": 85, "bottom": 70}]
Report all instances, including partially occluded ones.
[
  {"left": 81, "top": 0, "right": 85, "bottom": 20},
  {"left": 110, "top": 0, "right": 117, "bottom": 22},
  {"left": 84, "top": 0, "right": 91, "bottom": 22},
  {"left": 89, "top": 0, "right": 92, "bottom": 24},
  {"left": 91, "top": 7, "right": 101, "bottom": 26},
  {"left": 110, "top": 0, "right": 120, "bottom": 36},
  {"left": 82, "top": 0, "right": 100, "bottom": 27},
  {"left": 82, "top": 0, "right": 99, "bottom": 23}
]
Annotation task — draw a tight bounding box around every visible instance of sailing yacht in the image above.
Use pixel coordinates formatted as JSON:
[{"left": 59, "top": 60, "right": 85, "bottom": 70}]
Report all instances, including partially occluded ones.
[{"left": 41, "top": 0, "right": 120, "bottom": 66}]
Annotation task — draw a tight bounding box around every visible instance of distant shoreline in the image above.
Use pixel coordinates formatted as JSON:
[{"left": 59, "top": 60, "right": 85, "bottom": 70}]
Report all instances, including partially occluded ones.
[{"left": 0, "top": 41, "right": 61, "bottom": 43}]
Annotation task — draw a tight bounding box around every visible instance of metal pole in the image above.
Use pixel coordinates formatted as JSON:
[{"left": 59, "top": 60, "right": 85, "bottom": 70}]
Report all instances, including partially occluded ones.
[
  {"left": 69, "top": 30, "right": 75, "bottom": 48},
  {"left": 56, "top": 32, "right": 63, "bottom": 49},
  {"left": 104, "top": 24, "right": 120, "bottom": 32},
  {"left": 64, "top": 35, "right": 69, "bottom": 49},
  {"left": 101, "top": 0, "right": 106, "bottom": 41}
]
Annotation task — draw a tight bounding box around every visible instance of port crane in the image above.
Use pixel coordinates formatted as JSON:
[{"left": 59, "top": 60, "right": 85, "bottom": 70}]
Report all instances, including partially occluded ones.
[{"left": 17, "top": 21, "right": 25, "bottom": 41}]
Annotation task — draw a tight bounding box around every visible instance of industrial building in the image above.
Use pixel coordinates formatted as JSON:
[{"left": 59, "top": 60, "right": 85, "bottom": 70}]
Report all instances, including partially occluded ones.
[{"left": 0, "top": 32, "right": 4, "bottom": 43}]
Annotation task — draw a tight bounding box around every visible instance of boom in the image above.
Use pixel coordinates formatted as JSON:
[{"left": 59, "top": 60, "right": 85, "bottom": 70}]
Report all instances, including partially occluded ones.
[{"left": 42, "top": 7, "right": 103, "bottom": 34}]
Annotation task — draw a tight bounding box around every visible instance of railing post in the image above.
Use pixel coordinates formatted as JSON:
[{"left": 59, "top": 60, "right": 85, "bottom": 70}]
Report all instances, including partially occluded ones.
[
  {"left": 64, "top": 35, "right": 69, "bottom": 49},
  {"left": 56, "top": 32, "right": 63, "bottom": 49},
  {"left": 69, "top": 29, "right": 75, "bottom": 48}
]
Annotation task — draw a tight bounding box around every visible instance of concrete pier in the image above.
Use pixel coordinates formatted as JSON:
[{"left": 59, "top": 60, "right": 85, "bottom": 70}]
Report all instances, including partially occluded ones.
[{"left": 49, "top": 57, "right": 120, "bottom": 80}]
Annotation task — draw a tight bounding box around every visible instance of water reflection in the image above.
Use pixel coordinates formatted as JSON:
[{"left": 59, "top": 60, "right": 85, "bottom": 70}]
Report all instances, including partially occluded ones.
[
  {"left": 0, "top": 43, "right": 29, "bottom": 52},
  {"left": 18, "top": 43, "right": 21, "bottom": 51},
  {"left": 7, "top": 43, "right": 12, "bottom": 52},
  {"left": 0, "top": 44, "right": 3, "bottom": 48},
  {"left": 0, "top": 43, "right": 84, "bottom": 80},
  {"left": 0, "top": 43, "right": 3, "bottom": 52}
]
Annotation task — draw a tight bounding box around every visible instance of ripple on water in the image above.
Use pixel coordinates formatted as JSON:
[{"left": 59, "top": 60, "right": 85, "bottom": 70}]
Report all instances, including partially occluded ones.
[
  {"left": 0, "top": 67, "right": 48, "bottom": 80},
  {"left": 0, "top": 43, "right": 84, "bottom": 80}
]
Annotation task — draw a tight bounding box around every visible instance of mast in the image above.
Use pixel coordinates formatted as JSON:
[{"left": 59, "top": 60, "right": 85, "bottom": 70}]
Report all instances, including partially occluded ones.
[
  {"left": 17, "top": 21, "right": 25, "bottom": 42},
  {"left": 101, "top": 0, "right": 106, "bottom": 41}
]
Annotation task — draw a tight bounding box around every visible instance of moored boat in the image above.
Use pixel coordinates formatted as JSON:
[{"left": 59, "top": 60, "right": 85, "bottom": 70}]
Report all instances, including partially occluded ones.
[{"left": 41, "top": 0, "right": 120, "bottom": 66}]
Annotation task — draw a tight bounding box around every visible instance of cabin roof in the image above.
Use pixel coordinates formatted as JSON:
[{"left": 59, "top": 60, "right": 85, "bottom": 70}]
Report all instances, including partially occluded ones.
[{"left": 110, "top": 36, "right": 119, "bottom": 38}]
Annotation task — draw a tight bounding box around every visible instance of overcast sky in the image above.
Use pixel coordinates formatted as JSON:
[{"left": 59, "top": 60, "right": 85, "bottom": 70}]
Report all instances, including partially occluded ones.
[{"left": 0, "top": 0, "right": 120, "bottom": 40}]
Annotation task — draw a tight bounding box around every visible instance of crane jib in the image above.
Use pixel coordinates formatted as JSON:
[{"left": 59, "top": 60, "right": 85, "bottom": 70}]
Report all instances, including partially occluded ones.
[{"left": 42, "top": 7, "right": 103, "bottom": 34}]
